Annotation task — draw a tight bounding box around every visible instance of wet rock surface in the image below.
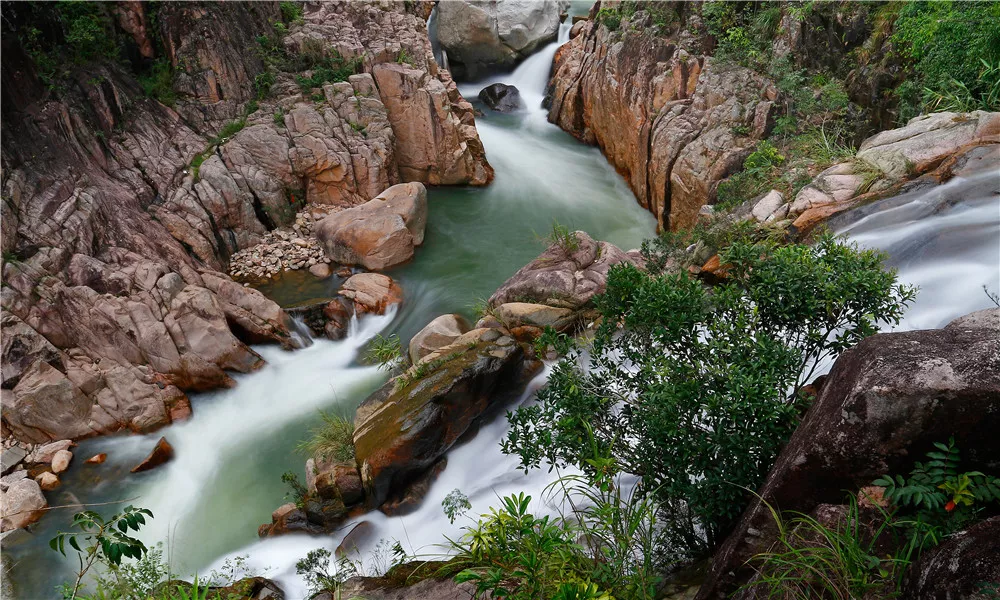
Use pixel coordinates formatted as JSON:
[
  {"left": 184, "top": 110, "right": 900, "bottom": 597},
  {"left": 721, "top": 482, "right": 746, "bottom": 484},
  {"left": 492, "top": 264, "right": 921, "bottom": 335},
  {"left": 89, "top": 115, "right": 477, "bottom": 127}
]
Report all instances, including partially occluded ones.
[
  {"left": 315, "top": 182, "right": 428, "bottom": 270},
  {"left": 353, "top": 328, "right": 527, "bottom": 508},
  {"left": 489, "top": 231, "right": 639, "bottom": 309},
  {"left": 1, "top": 0, "right": 492, "bottom": 449},
  {"left": 479, "top": 83, "right": 522, "bottom": 112}
]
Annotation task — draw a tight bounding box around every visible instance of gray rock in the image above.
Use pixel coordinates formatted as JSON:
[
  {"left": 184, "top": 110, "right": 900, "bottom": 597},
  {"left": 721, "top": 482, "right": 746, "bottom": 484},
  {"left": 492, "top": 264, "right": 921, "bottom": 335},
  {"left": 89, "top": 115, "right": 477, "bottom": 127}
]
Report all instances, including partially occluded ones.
[
  {"left": 0, "top": 448, "right": 26, "bottom": 476},
  {"left": 437, "top": 0, "right": 566, "bottom": 79},
  {"left": 0, "top": 478, "right": 48, "bottom": 531},
  {"left": 479, "top": 83, "right": 522, "bottom": 112},
  {"left": 698, "top": 313, "right": 1000, "bottom": 599}
]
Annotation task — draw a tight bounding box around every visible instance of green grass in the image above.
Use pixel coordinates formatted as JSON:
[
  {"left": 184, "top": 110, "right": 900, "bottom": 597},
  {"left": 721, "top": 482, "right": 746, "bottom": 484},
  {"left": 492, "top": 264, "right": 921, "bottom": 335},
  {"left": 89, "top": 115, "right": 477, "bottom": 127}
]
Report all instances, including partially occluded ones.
[{"left": 296, "top": 411, "right": 355, "bottom": 462}]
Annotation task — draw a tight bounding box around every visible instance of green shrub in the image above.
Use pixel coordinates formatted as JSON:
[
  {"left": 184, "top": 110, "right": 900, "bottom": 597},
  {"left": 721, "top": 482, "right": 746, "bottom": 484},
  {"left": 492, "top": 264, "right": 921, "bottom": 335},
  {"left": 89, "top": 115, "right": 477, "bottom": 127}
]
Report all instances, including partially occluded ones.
[
  {"left": 279, "top": 1, "right": 304, "bottom": 24},
  {"left": 137, "top": 59, "right": 176, "bottom": 106},
  {"left": 891, "top": 1, "right": 1000, "bottom": 118},
  {"left": 295, "top": 51, "right": 362, "bottom": 91},
  {"left": 296, "top": 410, "right": 355, "bottom": 462},
  {"left": 874, "top": 438, "right": 1000, "bottom": 539},
  {"left": 254, "top": 71, "right": 276, "bottom": 100},
  {"left": 216, "top": 118, "right": 247, "bottom": 140},
  {"left": 504, "top": 233, "right": 915, "bottom": 559}
]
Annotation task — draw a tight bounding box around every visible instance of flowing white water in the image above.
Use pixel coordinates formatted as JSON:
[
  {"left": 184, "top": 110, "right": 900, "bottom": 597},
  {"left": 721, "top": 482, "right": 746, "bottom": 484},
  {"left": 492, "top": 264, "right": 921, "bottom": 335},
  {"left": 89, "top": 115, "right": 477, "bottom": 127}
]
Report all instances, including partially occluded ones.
[{"left": 832, "top": 170, "right": 1000, "bottom": 331}]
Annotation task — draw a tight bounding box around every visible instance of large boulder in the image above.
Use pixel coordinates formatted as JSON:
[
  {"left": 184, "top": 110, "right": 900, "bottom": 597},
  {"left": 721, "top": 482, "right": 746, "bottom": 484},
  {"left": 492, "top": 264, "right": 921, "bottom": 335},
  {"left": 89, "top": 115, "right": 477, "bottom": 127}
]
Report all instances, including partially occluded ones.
[
  {"left": 697, "top": 309, "right": 1000, "bottom": 599},
  {"left": 479, "top": 83, "right": 522, "bottom": 113},
  {"left": 372, "top": 63, "right": 493, "bottom": 186},
  {"left": 353, "top": 328, "right": 526, "bottom": 508},
  {"left": 436, "top": 0, "right": 566, "bottom": 79},
  {"left": 489, "top": 231, "right": 639, "bottom": 309},
  {"left": 315, "top": 183, "right": 428, "bottom": 270},
  {"left": 901, "top": 516, "right": 1000, "bottom": 599},
  {"left": 339, "top": 274, "right": 403, "bottom": 316},
  {"left": 0, "top": 478, "right": 47, "bottom": 531},
  {"left": 408, "top": 314, "right": 471, "bottom": 364},
  {"left": 857, "top": 111, "right": 1000, "bottom": 179}
]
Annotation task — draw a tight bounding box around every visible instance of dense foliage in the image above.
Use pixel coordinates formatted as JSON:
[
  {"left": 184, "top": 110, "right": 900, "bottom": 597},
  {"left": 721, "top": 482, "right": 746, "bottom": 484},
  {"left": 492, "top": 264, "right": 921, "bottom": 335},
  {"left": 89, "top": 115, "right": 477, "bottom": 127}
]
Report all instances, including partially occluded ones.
[
  {"left": 891, "top": 1, "right": 1000, "bottom": 118},
  {"left": 504, "top": 232, "right": 914, "bottom": 559}
]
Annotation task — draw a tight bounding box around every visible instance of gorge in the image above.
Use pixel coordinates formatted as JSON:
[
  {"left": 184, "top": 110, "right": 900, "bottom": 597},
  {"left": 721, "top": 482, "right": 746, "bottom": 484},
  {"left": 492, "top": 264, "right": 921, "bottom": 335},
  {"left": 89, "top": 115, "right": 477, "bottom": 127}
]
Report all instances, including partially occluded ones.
[{"left": 1, "top": 1, "right": 998, "bottom": 599}]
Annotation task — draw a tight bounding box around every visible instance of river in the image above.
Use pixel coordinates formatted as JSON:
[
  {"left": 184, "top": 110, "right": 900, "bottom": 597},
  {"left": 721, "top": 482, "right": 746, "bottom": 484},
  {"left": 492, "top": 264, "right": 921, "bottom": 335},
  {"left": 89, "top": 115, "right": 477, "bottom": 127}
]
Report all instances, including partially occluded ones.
[{"left": 6, "top": 16, "right": 999, "bottom": 600}]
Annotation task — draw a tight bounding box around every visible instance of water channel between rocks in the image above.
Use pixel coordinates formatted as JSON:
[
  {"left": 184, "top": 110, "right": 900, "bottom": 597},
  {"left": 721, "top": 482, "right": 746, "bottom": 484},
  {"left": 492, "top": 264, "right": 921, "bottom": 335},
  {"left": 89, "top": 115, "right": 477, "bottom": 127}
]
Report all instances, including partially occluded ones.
[{"left": 8, "top": 21, "right": 1000, "bottom": 600}]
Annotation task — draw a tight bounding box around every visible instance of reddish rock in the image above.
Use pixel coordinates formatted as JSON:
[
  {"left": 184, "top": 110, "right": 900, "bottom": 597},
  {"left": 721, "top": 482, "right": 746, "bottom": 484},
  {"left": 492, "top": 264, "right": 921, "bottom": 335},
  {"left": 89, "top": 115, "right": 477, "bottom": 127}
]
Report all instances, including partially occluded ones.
[
  {"left": 131, "top": 437, "right": 175, "bottom": 473},
  {"left": 35, "top": 472, "right": 60, "bottom": 491},
  {"left": 489, "top": 232, "right": 639, "bottom": 310},
  {"left": 340, "top": 274, "right": 403, "bottom": 316},
  {"left": 84, "top": 453, "right": 107, "bottom": 465}
]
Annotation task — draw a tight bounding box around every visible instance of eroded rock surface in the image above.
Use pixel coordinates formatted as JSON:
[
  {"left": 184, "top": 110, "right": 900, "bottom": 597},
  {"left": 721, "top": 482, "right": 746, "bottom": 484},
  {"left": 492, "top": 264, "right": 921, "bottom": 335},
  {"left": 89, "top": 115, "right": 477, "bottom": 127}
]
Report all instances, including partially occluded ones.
[
  {"left": 353, "top": 328, "right": 526, "bottom": 508},
  {"left": 1, "top": 1, "right": 491, "bottom": 445},
  {"left": 547, "top": 10, "right": 777, "bottom": 230},
  {"left": 489, "top": 231, "right": 639, "bottom": 309},
  {"left": 315, "top": 182, "right": 428, "bottom": 270}
]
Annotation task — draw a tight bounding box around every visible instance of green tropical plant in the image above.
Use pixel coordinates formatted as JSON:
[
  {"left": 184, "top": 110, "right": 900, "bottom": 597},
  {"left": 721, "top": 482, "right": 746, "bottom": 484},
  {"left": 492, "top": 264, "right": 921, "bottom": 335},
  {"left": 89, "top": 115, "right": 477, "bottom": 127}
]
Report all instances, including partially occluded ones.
[
  {"left": 874, "top": 438, "right": 1000, "bottom": 537},
  {"left": 504, "top": 233, "right": 915, "bottom": 559},
  {"left": 50, "top": 505, "right": 153, "bottom": 600},
  {"left": 364, "top": 333, "right": 403, "bottom": 371},
  {"left": 743, "top": 495, "right": 932, "bottom": 599}
]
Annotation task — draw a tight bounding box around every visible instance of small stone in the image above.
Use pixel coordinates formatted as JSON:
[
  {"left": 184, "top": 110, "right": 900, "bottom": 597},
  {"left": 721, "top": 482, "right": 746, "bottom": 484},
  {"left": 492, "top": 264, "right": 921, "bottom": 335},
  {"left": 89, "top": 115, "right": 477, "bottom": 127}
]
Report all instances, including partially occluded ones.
[
  {"left": 131, "top": 437, "right": 174, "bottom": 473},
  {"left": 35, "top": 472, "right": 60, "bottom": 491},
  {"left": 309, "top": 263, "right": 332, "bottom": 278},
  {"left": 84, "top": 453, "right": 107, "bottom": 465},
  {"left": 51, "top": 450, "right": 73, "bottom": 474}
]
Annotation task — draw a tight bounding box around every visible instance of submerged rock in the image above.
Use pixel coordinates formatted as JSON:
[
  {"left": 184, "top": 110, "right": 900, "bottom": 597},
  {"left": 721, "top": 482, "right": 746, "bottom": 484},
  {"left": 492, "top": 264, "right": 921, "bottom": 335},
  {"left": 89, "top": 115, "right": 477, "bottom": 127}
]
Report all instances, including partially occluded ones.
[
  {"left": 315, "top": 183, "right": 428, "bottom": 271},
  {"left": 478, "top": 83, "right": 522, "bottom": 112},
  {"left": 437, "top": 0, "right": 566, "bottom": 80},
  {"left": 698, "top": 308, "right": 1000, "bottom": 599},
  {"left": 131, "top": 437, "right": 175, "bottom": 473}
]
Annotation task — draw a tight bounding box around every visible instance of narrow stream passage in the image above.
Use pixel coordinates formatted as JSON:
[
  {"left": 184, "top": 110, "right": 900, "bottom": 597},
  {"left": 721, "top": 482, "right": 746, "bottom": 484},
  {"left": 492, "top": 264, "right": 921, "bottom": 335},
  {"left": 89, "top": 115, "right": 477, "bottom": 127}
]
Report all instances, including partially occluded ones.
[{"left": 7, "top": 17, "right": 999, "bottom": 600}]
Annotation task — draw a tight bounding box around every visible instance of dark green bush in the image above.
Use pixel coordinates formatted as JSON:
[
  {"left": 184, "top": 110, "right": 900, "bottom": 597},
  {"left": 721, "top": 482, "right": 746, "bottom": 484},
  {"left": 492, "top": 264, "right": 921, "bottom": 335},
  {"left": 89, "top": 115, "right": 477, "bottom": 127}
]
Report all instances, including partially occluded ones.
[
  {"left": 137, "top": 58, "right": 176, "bottom": 106},
  {"left": 891, "top": 1, "right": 1000, "bottom": 118},
  {"left": 504, "top": 233, "right": 914, "bottom": 559}
]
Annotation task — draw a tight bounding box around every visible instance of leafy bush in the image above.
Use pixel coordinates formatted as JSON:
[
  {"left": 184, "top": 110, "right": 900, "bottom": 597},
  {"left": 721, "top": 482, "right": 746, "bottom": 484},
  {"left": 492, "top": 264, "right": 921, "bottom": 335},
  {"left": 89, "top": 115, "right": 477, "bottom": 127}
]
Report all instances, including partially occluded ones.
[
  {"left": 295, "top": 51, "right": 362, "bottom": 91},
  {"left": 281, "top": 471, "right": 309, "bottom": 508},
  {"left": 279, "top": 1, "right": 304, "bottom": 25},
  {"left": 715, "top": 140, "right": 785, "bottom": 210},
  {"left": 874, "top": 438, "right": 1000, "bottom": 538},
  {"left": 891, "top": 1, "right": 1000, "bottom": 118},
  {"left": 504, "top": 233, "right": 915, "bottom": 559},
  {"left": 297, "top": 410, "right": 355, "bottom": 462},
  {"left": 137, "top": 59, "right": 177, "bottom": 107}
]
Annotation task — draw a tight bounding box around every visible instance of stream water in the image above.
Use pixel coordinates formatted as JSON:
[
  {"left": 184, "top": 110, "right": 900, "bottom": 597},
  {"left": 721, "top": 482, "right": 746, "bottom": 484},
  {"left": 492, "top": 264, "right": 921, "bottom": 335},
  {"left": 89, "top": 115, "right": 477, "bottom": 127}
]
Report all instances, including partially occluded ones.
[{"left": 6, "top": 16, "right": 999, "bottom": 600}]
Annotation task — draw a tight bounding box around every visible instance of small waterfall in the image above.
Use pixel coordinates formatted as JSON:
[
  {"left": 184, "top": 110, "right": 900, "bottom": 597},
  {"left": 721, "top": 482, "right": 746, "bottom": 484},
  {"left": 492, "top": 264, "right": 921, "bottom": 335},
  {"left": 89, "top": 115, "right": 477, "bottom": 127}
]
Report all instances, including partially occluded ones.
[{"left": 833, "top": 170, "right": 1000, "bottom": 331}]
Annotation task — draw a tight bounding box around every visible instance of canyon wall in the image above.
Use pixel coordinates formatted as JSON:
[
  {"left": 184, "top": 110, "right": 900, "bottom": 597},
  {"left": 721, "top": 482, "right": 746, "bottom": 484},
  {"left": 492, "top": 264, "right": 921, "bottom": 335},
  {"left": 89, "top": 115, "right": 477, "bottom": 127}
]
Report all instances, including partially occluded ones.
[{"left": 0, "top": 1, "right": 492, "bottom": 443}]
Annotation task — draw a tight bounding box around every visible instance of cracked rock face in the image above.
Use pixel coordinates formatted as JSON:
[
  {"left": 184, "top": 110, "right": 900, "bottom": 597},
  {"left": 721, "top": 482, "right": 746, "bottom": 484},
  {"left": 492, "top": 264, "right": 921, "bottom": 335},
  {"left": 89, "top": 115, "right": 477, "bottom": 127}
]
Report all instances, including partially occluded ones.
[
  {"left": 547, "top": 16, "right": 777, "bottom": 231},
  {"left": 0, "top": 1, "right": 490, "bottom": 445}
]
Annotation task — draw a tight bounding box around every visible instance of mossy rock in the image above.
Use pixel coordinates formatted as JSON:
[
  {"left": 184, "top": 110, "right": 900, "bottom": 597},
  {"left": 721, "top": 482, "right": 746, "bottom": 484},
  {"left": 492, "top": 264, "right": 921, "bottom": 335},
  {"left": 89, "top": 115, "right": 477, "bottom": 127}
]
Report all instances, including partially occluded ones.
[{"left": 353, "top": 330, "right": 525, "bottom": 507}]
